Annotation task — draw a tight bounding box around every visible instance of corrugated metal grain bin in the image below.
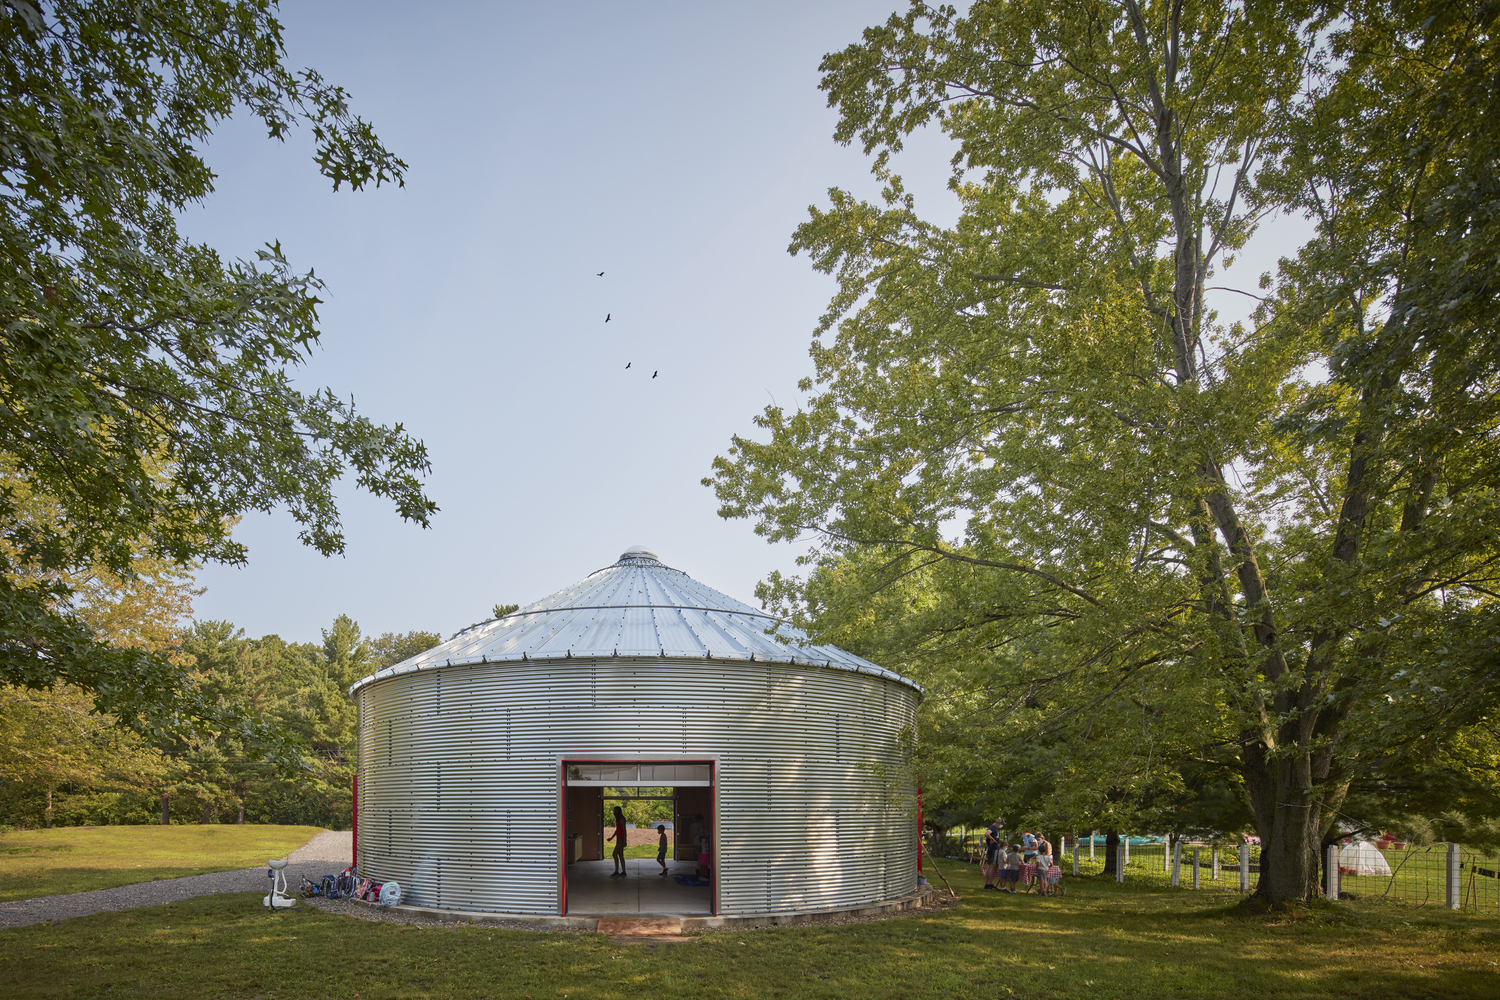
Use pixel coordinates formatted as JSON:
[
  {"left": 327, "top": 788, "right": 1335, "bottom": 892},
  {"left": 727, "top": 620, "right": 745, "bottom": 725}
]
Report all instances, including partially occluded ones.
[{"left": 350, "top": 547, "right": 923, "bottom": 917}]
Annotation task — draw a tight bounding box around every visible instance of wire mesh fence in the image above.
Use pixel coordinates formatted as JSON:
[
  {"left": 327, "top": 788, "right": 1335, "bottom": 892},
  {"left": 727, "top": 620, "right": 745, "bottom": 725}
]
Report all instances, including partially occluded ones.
[
  {"left": 1347, "top": 843, "right": 1500, "bottom": 914},
  {"left": 938, "top": 833, "right": 1500, "bottom": 915}
]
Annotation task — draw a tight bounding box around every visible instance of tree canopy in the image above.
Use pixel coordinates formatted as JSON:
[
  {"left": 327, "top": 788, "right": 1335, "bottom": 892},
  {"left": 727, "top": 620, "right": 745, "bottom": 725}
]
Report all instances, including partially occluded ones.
[
  {"left": 0, "top": 1, "right": 436, "bottom": 735},
  {"left": 711, "top": 0, "right": 1500, "bottom": 904},
  {"left": 0, "top": 612, "right": 441, "bottom": 829}
]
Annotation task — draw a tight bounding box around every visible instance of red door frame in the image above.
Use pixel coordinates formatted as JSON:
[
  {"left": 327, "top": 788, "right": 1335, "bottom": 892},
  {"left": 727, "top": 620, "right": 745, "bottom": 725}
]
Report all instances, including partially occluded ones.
[
  {"left": 558, "top": 757, "right": 717, "bottom": 916},
  {"left": 351, "top": 774, "right": 358, "bottom": 868}
]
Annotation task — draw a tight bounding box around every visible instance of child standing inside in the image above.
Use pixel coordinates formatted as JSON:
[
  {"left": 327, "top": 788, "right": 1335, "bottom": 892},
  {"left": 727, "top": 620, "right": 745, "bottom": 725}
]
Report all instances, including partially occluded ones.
[{"left": 656, "top": 824, "right": 670, "bottom": 876}]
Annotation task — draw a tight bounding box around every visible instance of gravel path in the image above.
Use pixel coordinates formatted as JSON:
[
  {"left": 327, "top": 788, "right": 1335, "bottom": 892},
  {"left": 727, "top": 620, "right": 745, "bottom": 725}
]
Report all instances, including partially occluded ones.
[{"left": 0, "top": 829, "right": 352, "bottom": 930}]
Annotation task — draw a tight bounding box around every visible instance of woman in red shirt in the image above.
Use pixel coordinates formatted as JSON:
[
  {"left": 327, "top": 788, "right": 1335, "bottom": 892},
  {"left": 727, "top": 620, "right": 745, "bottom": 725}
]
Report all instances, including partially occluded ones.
[{"left": 607, "top": 805, "right": 628, "bottom": 877}]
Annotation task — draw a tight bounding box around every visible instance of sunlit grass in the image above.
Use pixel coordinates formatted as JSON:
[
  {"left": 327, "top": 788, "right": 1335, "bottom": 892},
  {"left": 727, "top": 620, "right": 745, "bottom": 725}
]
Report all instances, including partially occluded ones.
[
  {"left": 0, "top": 824, "right": 324, "bottom": 902},
  {"left": 1061, "top": 841, "right": 1500, "bottom": 913},
  {"left": 2, "top": 853, "right": 1496, "bottom": 998},
  {"left": 620, "top": 828, "right": 674, "bottom": 860}
]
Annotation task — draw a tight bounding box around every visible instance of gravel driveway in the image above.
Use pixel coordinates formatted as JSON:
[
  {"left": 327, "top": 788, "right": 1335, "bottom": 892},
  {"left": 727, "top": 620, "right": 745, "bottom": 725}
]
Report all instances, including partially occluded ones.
[{"left": 0, "top": 829, "right": 352, "bottom": 930}]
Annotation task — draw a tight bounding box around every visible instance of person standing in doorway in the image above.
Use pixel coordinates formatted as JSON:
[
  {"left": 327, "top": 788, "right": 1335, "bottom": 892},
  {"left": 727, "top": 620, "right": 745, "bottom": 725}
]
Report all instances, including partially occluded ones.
[
  {"left": 656, "top": 824, "right": 670, "bottom": 876},
  {"left": 607, "top": 805, "right": 628, "bottom": 877}
]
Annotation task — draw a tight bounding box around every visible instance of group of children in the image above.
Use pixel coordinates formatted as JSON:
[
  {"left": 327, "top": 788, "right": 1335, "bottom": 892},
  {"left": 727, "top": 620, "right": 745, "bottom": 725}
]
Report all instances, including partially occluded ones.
[{"left": 981, "top": 824, "right": 1062, "bottom": 894}]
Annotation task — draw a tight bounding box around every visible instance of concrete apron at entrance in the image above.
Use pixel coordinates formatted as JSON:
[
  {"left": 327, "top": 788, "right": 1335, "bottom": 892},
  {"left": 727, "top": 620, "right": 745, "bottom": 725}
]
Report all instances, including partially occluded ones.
[{"left": 370, "top": 884, "right": 937, "bottom": 939}]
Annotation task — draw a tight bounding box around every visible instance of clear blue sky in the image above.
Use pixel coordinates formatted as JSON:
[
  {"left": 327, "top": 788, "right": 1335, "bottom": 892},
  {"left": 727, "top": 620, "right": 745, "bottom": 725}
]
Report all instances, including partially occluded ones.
[
  {"left": 186, "top": 1, "right": 958, "bottom": 642},
  {"left": 186, "top": 1, "right": 1306, "bottom": 645}
]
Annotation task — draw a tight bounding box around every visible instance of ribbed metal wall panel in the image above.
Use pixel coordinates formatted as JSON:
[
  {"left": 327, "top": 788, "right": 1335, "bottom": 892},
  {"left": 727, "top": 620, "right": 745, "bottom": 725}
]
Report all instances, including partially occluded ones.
[{"left": 356, "top": 656, "right": 919, "bottom": 916}]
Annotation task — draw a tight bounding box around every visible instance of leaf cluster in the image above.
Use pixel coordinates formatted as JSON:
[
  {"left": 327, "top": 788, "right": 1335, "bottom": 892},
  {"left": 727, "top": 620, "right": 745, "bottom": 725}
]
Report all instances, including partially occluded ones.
[{"left": 0, "top": 2, "right": 436, "bottom": 728}]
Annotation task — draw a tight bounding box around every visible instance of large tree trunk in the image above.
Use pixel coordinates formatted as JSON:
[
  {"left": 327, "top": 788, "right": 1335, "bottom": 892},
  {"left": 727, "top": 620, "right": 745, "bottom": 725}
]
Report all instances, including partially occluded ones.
[
  {"left": 1101, "top": 830, "right": 1121, "bottom": 877},
  {"left": 1243, "top": 750, "right": 1352, "bottom": 904},
  {"left": 1245, "top": 777, "right": 1320, "bottom": 903},
  {"left": 1139, "top": 7, "right": 1370, "bottom": 908},
  {"left": 44, "top": 787, "right": 53, "bottom": 829}
]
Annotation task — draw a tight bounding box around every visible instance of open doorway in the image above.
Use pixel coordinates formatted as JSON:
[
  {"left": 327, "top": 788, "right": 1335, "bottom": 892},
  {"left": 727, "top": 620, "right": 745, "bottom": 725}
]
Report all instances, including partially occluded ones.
[{"left": 561, "top": 760, "right": 714, "bottom": 916}]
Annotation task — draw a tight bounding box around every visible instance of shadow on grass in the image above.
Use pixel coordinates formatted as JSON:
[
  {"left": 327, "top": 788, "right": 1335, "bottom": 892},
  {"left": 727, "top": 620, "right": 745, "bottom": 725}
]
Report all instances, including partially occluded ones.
[{"left": 0, "top": 864, "right": 1496, "bottom": 1000}]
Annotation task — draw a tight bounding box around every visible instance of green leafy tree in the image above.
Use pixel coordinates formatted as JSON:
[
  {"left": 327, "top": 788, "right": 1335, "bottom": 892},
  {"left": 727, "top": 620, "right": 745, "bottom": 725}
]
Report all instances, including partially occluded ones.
[
  {"left": 369, "top": 629, "right": 443, "bottom": 669},
  {"left": 0, "top": 1, "right": 436, "bottom": 737},
  {"left": 178, "top": 617, "right": 368, "bottom": 828},
  {"left": 176, "top": 620, "right": 287, "bottom": 824},
  {"left": 0, "top": 682, "right": 167, "bottom": 827},
  {"left": 491, "top": 603, "right": 519, "bottom": 620},
  {"left": 711, "top": 0, "right": 1500, "bottom": 904}
]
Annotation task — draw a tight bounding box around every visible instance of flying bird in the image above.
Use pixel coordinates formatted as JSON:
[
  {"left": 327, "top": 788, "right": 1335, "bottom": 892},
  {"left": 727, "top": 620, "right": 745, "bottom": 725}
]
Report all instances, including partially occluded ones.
[
  {"left": 597, "top": 271, "right": 605, "bottom": 276},
  {"left": 605, "top": 313, "right": 611, "bottom": 322},
  {"left": 652, "top": 370, "right": 658, "bottom": 379},
  {"left": 625, "top": 362, "right": 631, "bottom": 369}
]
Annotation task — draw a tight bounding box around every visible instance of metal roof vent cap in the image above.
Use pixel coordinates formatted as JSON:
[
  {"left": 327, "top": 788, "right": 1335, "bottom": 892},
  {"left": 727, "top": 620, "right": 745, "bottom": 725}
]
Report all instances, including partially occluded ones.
[{"left": 614, "top": 545, "right": 664, "bottom": 567}]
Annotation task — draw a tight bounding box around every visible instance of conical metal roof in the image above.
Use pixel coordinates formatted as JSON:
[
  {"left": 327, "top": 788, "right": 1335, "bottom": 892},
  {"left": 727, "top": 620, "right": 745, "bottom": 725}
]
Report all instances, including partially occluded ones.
[{"left": 349, "top": 547, "right": 921, "bottom": 695}]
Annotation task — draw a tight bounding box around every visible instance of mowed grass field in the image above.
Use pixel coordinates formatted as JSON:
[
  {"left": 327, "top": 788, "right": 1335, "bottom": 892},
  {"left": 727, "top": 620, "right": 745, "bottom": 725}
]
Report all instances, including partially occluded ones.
[
  {"left": 1062, "top": 841, "right": 1500, "bottom": 914},
  {"left": 3, "top": 851, "right": 1497, "bottom": 998},
  {"left": 0, "top": 825, "right": 324, "bottom": 902},
  {"left": 621, "top": 827, "right": 672, "bottom": 860}
]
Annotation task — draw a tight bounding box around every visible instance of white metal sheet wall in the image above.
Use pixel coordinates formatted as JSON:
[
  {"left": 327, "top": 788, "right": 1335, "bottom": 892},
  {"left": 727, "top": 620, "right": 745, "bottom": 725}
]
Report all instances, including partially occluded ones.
[{"left": 356, "top": 657, "right": 919, "bottom": 916}]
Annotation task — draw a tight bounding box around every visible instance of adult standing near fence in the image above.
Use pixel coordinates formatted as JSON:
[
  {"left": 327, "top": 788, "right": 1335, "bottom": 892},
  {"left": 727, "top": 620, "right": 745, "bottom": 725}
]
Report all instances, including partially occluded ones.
[{"left": 983, "top": 819, "right": 1003, "bottom": 890}]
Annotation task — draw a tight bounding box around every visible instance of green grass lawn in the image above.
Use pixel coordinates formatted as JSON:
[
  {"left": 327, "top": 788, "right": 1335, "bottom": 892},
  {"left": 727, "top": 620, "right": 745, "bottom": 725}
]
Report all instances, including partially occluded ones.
[
  {"left": 0, "top": 825, "right": 325, "bottom": 902},
  {"left": 1061, "top": 840, "right": 1500, "bottom": 914},
  {"left": 3, "top": 852, "right": 1497, "bottom": 998},
  {"left": 621, "top": 828, "right": 672, "bottom": 860}
]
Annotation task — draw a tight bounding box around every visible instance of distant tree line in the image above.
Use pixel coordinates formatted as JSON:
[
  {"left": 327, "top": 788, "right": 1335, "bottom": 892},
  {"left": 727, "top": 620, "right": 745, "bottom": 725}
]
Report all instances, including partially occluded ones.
[{"left": 0, "top": 619, "right": 440, "bottom": 830}]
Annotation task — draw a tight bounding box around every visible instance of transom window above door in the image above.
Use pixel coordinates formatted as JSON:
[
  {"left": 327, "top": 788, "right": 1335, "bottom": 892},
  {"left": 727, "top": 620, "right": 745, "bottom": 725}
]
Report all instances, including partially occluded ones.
[{"left": 565, "top": 763, "right": 711, "bottom": 786}]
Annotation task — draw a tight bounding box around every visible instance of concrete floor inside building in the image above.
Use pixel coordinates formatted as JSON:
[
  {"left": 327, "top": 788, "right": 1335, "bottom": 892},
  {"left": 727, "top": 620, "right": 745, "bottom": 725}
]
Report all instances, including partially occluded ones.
[{"left": 565, "top": 858, "right": 712, "bottom": 915}]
